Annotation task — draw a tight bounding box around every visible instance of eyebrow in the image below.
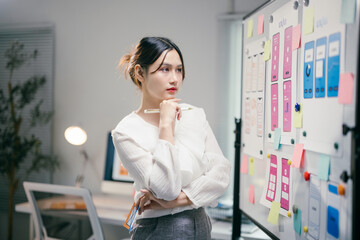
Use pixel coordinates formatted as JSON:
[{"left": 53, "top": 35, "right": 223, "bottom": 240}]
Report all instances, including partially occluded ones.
[{"left": 161, "top": 63, "right": 183, "bottom": 67}]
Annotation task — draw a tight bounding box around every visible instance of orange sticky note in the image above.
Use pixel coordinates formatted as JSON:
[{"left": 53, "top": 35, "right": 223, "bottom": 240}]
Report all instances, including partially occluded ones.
[
  {"left": 338, "top": 73, "right": 354, "bottom": 104},
  {"left": 258, "top": 14, "right": 264, "bottom": 35},
  {"left": 292, "top": 24, "right": 301, "bottom": 50},
  {"left": 291, "top": 144, "right": 304, "bottom": 168},
  {"left": 248, "top": 185, "right": 255, "bottom": 204},
  {"left": 241, "top": 155, "right": 249, "bottom": 174}
]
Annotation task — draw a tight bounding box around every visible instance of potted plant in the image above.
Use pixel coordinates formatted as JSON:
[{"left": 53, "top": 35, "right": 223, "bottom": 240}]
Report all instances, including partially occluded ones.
[{"left": 0, "top": 40, "right": 60, "bottom": 240}]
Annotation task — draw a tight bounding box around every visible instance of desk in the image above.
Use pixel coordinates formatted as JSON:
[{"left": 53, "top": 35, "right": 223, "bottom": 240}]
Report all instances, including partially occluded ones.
[
  {"left": 16, "top": 194, "right": 133, "bottom": 226},
  {"left": 16, "top": 195, "right": 267, "bottom": 240}
]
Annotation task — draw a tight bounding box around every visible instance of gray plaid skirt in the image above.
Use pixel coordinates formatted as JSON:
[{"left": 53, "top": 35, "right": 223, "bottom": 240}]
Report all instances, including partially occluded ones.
[{"left": 130, "top": 208, "right": 212, "bottom": 240}]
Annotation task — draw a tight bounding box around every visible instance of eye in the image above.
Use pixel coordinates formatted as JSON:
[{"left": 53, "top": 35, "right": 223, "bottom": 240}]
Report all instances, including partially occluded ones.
[
  {"left": 160, "top": 67, "right": 169, "bottom": 72},
  {"left": 176, "top": 68, "right": 182, "bottom": 73}
]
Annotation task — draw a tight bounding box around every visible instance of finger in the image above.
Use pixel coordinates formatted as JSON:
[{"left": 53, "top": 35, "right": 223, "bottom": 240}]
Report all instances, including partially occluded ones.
[
  {"left": 139, "top": 196, "right": 147, "bottom": 215},
  {"left": 166, "top": 98, "right": 181, "bottom": 103}
]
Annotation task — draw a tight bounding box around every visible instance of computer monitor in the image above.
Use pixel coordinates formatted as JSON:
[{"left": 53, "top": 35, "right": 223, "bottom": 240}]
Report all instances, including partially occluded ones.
[{"left": 101, "top": 132, "right": 134, "bottom": 196}]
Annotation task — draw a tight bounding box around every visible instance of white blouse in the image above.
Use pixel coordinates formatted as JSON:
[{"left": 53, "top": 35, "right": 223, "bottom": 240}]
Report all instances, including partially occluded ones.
[{"left": 112, "top": 103, "right": 231, "bottom": 219}]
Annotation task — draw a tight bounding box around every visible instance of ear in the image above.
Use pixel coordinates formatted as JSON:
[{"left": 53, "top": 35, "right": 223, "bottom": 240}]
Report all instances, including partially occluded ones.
[{"left": 134, "top": 64, "right": 145, "bottom": 83}]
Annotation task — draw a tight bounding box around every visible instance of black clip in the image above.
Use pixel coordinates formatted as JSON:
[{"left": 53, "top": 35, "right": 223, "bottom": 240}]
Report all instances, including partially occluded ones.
[
  {"left": 342, "top": 124, "right": 356, "bottom": 136},
  {"left": 340, "top": 171, "right": 350, "bottom": 183}
]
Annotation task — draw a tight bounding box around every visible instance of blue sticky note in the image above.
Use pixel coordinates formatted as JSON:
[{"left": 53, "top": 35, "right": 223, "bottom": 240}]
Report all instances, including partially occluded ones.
[
  {"left": 327, "top": 206, "right": 339, "bottom": 238},
  {"left": 318, "top": 155, "right": 331, "bottom": 181},
  {"left": 341, "top": 0, "right": 356, "bottom": 24},
  {"left": 293, "top": 208, "right": 302, "bottom": 235},
  {"left": 273, "top": 128, "right": 281, "bottom": 150}
]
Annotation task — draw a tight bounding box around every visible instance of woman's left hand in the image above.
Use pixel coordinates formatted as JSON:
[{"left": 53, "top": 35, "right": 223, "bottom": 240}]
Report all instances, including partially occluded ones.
[{"left": 136, "top": 189, "right": 193, "bottom": 215}]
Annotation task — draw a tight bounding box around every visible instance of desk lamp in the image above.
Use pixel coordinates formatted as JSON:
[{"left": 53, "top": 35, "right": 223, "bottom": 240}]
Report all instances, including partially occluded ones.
[{"left": 64, "top": 126, "right": 88, "bottom": 187}]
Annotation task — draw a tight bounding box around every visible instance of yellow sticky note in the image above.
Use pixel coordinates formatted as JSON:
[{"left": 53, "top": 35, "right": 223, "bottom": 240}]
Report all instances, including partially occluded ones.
[
  {"left": 304, "top": 7, "right": 314, "bottom": 35},
  {"left": 267, "top": 201, "right": 280, "bottom": 225},
  {"left": 294, "top": 103, "right": 303, "bottom": 128},
  {"left": 264, "top": 40, "right": 271, "bottom": 61},
  {"left": 247, "top": 19, "right": 254, "bottom": 38},
  {"left": 249, "top": 157, "right": 255, "bottom": 176}
]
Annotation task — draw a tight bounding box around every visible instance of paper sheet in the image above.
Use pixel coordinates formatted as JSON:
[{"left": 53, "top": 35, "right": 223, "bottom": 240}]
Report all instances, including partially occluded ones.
[
  {"left": 304, "top": 7, "right": 314, "bottom": 35},
  {"left": 241, "top": 155, "right": 249, "bottom": 174},
  {"left": 318, "top": 154, "right": 331, "bottom": 181},
  {"left": 291, "top": 144, "right": 304, "bottom": 168}
]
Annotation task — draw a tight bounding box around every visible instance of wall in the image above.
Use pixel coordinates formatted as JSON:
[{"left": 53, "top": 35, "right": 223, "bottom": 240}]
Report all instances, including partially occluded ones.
[{"left": 0, "top": 0, "right": 229, "bottom": 193}]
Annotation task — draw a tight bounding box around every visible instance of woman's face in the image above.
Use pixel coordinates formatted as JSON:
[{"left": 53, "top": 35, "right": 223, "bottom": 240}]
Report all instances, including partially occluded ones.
[{"left": 141, "top": 49, "right": 183, "bottom": 104}]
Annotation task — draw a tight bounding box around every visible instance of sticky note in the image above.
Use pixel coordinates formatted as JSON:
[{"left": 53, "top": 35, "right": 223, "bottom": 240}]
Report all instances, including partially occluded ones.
[
  {"left": 274, "top": 128, "right": 281, "bottom": 150},
  {"left": 294, "top": 103, "right": 303, "bottom": 128},
  {"left": 241, "top": 155, "right": 249, "bottom": 174},
  {"left": 293, "top": 208, "right": 302, "bottom": 235},
  {"left": 247, "top": 19, "right": 254, "bottom": 38},
  {"left": 249, "top": 157, "right": 255, "bottom": 176},
  {"left": 304, "top": 7, "right": 314, "bottom": 35},
  {"left": 258, "top": 14, "right": 264, "bottom": 35},
  {"left": 338, "top": 73, "right": 354, "bottom": 104},
  {"left": 248, "top": 185, "right": 255, "bottom": 204},
  {"left": 291, "top": 144, "right": 304, "bottom": 168},
  {"left": 318, "top": 155, "right": 331, "bottom": 181},
  {"left": 264, "top": 40, "right": 271, "bottom": 61},
  {"left": 292, "top": 24, "right": 301, "bottom": 50},
  {"left": 341, "top": 0, "right": 356, "bottom": 24},
  {"left": 267, "top": 201, "right": 280, "bottom": 225}
]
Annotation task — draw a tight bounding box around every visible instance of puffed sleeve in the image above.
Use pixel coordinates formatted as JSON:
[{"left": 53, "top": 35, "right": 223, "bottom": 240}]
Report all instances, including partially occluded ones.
[
  {"left": 112, "top": 131, "right": 182, "bottom": 201},
  {"left": 181, "top": 120, "right": 231, "bottom": 208}
]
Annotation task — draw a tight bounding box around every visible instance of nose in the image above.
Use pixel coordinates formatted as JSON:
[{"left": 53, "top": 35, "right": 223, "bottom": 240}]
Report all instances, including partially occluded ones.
[{"left": 170, "top": 70, "right": 180, "bottom": 85}]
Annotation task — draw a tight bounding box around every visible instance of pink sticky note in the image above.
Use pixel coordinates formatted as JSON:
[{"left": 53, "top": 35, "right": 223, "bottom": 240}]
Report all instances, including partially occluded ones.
[
  {"left": 292, "top": 24, "right": 301, "bottom": 51},
  {"left": 291, "top": 144, "right": 304, "bottom": 168},
  {"left": 338, "top": 73, "right": 354, "bottom": 104},
  {"left": 258, "top": 14, "right": 264, "bottom": 35},
  {"left": 249, "top": 185, "right": 255, "bottom": 204},
  {"left": 241, "top": 155, "right": 249, "bottom": 174}
]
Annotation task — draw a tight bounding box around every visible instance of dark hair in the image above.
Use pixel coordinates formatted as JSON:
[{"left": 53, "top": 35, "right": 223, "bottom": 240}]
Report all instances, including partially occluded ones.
[{"left": 119, "top": 37, "right": 185, "bottom": 88}]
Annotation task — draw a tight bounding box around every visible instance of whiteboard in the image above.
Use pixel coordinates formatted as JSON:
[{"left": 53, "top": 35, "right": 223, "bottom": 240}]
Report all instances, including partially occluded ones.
[{"left": 238, "top": 0, "right": 359, "bottom": 239}]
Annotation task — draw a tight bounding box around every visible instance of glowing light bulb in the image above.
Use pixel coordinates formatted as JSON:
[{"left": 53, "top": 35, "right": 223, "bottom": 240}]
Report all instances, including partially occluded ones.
[{"left": 64, "top": 126, "right": 87, "bottom": 145}]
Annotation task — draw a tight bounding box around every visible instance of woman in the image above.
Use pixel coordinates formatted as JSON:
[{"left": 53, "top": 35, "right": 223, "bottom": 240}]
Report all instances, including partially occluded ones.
[{"left": 112, "top": 37, "right": 231, "bottom": 239}]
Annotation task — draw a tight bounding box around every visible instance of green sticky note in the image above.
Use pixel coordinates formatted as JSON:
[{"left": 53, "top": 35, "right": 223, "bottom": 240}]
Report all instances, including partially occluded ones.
[
  {"left": 294, "top": 104, "right": 303, "bottom": 128},
  {"left": 318, "top": 155, "right": 331, "bottom": 181},
  {"left": 274, "top": 128, "right": 281, "bottom": 150},
  {"left": 247, "top": 19, "right": 254, "bottom": 38},
  {"left": 304, "top": 7, "right": 314, "bottom": 35},
  {"left": 293, "top": 209, "right": 302, "bottom": 235},
  {"left": 267, "top": 201, "right": 280, "bottom": 225},
  {"left": 264, "top": 40, "right": 271, "bottom": 61},
  {"left": 341, "top": 0, "right": 356, "bottom": 24},
  {"left": 249, "top": 157, "right": 255, "bottom": 176}
]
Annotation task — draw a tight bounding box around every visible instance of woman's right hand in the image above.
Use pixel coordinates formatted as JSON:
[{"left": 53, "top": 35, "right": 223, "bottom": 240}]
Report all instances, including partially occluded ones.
[{"left": 159, "top": 99, "right": 182, "bottom": 144}]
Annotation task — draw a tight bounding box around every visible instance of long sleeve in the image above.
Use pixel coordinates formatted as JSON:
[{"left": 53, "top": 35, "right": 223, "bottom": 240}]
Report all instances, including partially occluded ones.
[
  {"left": 112, "top": 131, "right": 182, "bottom": 201},
  {"left": 182, "top": 120, "right": 231, "bottom": 208}
]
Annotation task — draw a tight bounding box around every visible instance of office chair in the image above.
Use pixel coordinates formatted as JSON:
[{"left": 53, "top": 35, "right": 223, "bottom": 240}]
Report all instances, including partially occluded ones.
[{"left": 23, "top": 181, "right": 104, "bottom": 240}]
